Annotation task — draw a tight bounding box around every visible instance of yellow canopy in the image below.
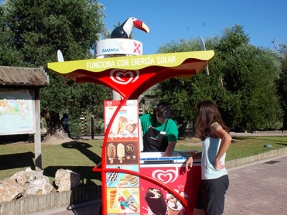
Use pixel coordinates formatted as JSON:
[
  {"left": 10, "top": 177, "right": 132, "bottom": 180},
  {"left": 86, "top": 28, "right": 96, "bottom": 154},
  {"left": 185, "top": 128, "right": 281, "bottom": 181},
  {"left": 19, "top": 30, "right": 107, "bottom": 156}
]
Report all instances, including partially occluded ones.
[{"left": 48, "top": 50, "right": 214, "bottom": 99}]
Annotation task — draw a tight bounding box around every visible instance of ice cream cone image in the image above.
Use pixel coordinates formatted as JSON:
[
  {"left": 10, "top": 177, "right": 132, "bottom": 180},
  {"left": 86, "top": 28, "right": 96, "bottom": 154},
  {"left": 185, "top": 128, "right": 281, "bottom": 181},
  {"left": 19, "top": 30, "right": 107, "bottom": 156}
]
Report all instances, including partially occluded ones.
[
  {"left": 109, "top": 189, "right": 117, "bottom": 208},
  {"left": 117, "top": 116, "right": 128, "bottom": 134}
]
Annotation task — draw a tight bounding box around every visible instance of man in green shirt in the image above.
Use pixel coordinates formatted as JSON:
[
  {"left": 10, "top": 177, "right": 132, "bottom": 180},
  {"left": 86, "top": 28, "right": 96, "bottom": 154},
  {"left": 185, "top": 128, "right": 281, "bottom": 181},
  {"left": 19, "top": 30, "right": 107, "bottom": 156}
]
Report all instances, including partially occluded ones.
[{"left": 140, "top": 102, "right": 178, "bottom": 157}]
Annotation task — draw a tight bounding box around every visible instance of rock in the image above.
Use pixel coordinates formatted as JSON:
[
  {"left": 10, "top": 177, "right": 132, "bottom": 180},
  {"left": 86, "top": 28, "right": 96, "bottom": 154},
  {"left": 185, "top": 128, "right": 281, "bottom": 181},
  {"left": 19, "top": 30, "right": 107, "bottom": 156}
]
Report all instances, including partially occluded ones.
[
  {"left": 10, "top": 167, "right": 36, "bottom": 185},
  {"left": 0, "top": 168, "right": 81, "bottom": 203},
  {"left": 0, "top": 178, "right": 24, "bottom": 203},
  {"left": 55, "top": 169, "right": 81, "bottom": 192},
  {"left": 264, "top": 144, "right": 272, "bottom": 148},
  {"left": 25, "top": 175, "right": 54, "bottom": 196}
]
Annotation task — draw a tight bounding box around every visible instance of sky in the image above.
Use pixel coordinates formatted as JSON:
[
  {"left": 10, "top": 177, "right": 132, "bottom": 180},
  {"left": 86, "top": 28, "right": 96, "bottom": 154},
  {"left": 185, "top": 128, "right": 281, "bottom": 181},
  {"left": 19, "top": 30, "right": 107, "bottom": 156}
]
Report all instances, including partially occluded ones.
[{"left": 98, "top": 0, "right": 287, "bottom": 55}]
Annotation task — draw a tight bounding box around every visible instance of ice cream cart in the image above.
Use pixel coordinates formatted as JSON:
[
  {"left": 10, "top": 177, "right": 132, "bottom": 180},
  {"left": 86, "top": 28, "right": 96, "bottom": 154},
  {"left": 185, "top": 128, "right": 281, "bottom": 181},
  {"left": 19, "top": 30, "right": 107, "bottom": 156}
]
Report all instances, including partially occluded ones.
[{"left": 48, "top": 38, "right": 214, "bottom": 214}]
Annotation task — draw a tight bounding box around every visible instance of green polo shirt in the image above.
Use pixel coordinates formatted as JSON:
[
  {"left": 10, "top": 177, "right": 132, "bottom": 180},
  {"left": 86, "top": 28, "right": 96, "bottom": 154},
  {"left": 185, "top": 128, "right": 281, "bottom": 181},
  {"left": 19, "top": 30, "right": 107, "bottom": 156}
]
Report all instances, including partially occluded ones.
[{"left": 140, "top": 113, "right": 178, "bottom": 142}]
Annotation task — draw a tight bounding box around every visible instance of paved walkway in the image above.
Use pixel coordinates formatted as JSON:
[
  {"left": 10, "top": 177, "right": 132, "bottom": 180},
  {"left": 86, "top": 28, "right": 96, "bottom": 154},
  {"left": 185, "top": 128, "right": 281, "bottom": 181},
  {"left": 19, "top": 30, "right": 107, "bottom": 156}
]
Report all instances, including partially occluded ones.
[
  {"left": 27, "top": 154, "right": 287, "bottom": 215},
  {"left": 225, "top": 154, "right": 287, "bottom": 215}
]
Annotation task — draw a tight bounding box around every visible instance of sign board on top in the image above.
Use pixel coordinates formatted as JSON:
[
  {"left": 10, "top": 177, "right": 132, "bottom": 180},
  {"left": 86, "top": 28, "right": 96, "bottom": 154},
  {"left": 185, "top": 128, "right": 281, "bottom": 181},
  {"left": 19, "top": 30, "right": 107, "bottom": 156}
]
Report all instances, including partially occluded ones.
[
  {"left": 48, "top": 51, "right": 214, "bottom": 74},
  {"left": 94, "top": 39, "right": 143, "bottom": 57},
  {"left": 47, "top": 51, "right": 215, "bottom": 99}
]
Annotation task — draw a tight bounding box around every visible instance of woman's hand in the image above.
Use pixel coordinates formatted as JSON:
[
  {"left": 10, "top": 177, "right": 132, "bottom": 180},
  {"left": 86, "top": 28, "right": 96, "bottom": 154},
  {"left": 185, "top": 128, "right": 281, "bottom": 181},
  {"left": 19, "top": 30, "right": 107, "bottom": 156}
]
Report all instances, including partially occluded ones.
[
  {"left": 214, "top": 159, "right": 225, "bottom": 170},
  {"left": 185, "top": 156, "right": 194, "bottom": 172}
]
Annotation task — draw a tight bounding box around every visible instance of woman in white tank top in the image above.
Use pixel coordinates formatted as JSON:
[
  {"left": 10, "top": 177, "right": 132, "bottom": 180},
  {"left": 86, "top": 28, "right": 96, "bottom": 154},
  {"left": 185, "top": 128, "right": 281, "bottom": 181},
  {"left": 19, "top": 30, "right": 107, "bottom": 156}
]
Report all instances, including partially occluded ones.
[{"left": 186, "top": 101, "right": 232, "bottom": 215}]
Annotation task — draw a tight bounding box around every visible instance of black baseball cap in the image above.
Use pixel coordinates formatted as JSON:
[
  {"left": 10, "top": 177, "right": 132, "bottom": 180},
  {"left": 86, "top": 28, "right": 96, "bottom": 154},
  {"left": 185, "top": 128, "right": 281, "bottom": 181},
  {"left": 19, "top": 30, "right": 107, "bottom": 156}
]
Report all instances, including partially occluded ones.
[{"left": 156, "top": 102, "right": 170, "bottom": 119}]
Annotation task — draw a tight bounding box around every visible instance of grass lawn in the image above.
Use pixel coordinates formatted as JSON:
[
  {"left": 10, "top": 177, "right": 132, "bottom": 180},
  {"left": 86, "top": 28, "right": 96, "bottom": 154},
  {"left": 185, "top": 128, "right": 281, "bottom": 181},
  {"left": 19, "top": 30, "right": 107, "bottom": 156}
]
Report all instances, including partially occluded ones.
[
  {"left": 0, "top": 140, "right": 104, "bottom": 186},
  {"left": 0, "top": 136, "right": 286, "bottom": 187},
  {"left": 176, "top": 136, "right": 287, "bottom": 160}
]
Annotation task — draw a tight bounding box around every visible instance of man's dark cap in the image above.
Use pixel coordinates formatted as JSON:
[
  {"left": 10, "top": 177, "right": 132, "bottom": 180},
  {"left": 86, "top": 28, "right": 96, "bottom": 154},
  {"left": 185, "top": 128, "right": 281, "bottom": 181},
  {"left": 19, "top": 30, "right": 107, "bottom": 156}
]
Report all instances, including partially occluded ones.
[{"left": 156, "top": 102, "right": 171, "bottom": 119}]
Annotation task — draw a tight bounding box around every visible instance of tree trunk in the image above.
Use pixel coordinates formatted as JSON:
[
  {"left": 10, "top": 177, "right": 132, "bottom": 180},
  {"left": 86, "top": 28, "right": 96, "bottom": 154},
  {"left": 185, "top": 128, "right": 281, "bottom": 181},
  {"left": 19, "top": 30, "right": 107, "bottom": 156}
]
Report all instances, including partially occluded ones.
[{"left": 41, "top": 110, "right": 68, "bottom": 142}]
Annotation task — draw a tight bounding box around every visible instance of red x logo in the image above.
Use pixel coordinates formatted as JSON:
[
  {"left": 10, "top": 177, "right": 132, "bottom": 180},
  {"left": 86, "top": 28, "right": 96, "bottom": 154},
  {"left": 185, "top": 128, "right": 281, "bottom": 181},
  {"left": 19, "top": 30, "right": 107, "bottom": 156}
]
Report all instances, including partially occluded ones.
[{"left": 133, "top": 42, "right": 141, "bottom": 54}]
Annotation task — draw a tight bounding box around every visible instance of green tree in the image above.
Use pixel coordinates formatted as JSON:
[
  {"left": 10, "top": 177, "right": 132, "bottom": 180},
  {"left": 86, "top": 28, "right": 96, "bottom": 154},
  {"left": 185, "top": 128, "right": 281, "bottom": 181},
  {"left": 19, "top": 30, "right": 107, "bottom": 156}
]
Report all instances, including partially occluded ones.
[
  {"left": 1, "top": 0, "right": 111, "bottom": 137},
  {"left": 0, "top": 2, "right": 24, "bottom": 65},
  {"left": 156, "top": 38, "right": 218, "bottom": 130},
  {"left": 155, "top": 25, "right": 283, "bottom": 132},
  {"left": 215, "top": 25, "right": 282, "bottom": 131},
  {"left": 277, "top": 43, "right": 287, "bottom": 129},
  {"left": 3, "top": 0, "right": 106, "bottom": 64},
  {"left": 220, "top": 45, "right": 282, "bottom": 131}
]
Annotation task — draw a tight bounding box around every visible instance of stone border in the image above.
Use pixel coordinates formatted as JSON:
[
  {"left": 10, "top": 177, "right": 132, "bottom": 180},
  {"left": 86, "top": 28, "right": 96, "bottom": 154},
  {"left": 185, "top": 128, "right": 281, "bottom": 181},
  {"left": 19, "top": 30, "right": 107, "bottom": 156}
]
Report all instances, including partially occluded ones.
[
  {"left": 226, "top": 147, "right": 287, "bottom": 168},
  {"left": 0, "top": 186, "right": 101, "bottom": 215}
]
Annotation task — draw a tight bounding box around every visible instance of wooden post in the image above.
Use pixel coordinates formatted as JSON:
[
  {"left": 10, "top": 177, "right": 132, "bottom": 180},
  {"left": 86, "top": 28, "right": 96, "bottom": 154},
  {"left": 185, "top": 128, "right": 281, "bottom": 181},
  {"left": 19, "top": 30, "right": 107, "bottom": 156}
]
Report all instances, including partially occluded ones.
[{"left": 34, "top": 88, "right": 42, "bottom": 171}]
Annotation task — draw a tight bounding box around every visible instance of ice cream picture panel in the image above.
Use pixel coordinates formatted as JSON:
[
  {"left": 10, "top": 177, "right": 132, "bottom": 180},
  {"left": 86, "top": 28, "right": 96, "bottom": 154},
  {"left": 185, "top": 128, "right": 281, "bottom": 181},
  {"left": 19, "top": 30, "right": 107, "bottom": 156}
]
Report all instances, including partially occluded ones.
[
  {"left": 105, "top": 100, "right": 141, "bottom": 214},
  {"left": 107, "top": 141, "right": 138, "bottom": 165},
  {"left": 104, "top": 100, "right": 139, "bottom": 140},
  {"left": 106, "top": 165, "right": 139, "bottom": 188},
  {"left": 107, "top": 187, "right": 140, "bottom": 213}
]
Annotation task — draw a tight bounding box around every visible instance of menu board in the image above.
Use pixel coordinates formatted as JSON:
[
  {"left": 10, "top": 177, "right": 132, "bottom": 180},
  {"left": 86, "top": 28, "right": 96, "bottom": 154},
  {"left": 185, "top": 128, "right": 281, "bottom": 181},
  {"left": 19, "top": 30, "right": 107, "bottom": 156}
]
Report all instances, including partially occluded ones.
[
  {"left": 104, "top": 100, "right": 140, "bottom": 214},
  {"left": 0, "top": 90, "right": 35, "bottom": 135}
]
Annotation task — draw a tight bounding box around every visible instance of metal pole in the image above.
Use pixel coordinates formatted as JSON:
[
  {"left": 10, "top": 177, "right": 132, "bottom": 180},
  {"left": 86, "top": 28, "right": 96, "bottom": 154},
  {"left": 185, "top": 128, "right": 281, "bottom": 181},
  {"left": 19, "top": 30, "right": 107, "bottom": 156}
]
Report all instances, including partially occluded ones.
[{"left": 91, "top": 116, "right": 94, "bottom": 139}]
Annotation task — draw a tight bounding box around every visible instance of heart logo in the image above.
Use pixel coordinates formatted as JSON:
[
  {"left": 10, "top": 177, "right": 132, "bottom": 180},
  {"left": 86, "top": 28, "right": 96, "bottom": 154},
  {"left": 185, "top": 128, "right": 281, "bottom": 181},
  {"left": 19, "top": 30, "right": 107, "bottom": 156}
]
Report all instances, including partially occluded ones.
[
  {"left": 152, "top": 168, "right": 178, "bottom": 184},
  {"left": 110, "top": 69, "right": 139, "bottom": 85}
]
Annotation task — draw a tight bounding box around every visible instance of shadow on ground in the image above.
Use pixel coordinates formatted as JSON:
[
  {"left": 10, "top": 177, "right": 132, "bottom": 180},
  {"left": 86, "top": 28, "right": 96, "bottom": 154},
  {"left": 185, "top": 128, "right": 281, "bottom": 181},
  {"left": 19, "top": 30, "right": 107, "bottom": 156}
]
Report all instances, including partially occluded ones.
[
  {"left": 61, "top": 141, "right": 101, "bottom": 164},
  {"left": 0, "top": 152, "right": 35, "bottom": 170},
  {"left": 44, "top": 165, "right": 101, "bottom": 187},
  {"left": 44, "top": 141, "right": 102, "bottom": 187}
]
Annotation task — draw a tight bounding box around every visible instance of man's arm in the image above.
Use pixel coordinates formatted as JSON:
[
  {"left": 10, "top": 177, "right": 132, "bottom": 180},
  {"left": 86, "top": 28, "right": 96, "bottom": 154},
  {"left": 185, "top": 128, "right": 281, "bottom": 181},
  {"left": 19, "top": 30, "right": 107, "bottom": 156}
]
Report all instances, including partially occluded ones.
[{"left": 164, "top": 141, "right": 176, "bottom": 157}]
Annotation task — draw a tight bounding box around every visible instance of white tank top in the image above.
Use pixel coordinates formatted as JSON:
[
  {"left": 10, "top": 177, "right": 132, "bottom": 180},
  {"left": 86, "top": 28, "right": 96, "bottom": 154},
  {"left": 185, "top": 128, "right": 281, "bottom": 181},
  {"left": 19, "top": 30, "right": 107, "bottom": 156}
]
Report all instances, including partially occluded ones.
[{"left": 201, "top": 136, "right": 228, "bottom": 179}]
